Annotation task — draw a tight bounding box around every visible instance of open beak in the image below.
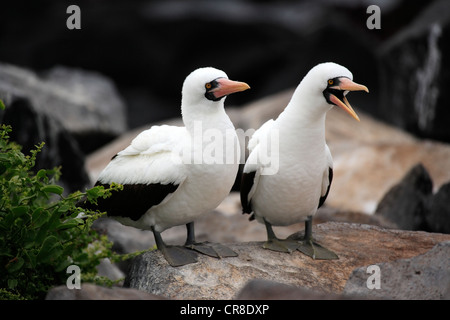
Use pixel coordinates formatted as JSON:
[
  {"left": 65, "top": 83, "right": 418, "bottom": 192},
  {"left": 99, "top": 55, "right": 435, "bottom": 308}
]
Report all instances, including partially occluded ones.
[
  {"left": 210, "top": 78, "right": 250, "bottom": 99},
  {"left": 329, "top": 77, "right": 369, "bottom": 122}
]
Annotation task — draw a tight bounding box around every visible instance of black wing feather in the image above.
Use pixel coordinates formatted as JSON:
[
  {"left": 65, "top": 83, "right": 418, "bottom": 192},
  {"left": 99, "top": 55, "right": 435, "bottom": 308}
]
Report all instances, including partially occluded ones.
[
  {"left": 318, "top": 167, "right": 333, "bottom": 209},
  {"left": 81, "top": 182, "right": 179, "bottom": 221},
  {"left": 240, "top": 171, "right": 256, "bottom": 220}
]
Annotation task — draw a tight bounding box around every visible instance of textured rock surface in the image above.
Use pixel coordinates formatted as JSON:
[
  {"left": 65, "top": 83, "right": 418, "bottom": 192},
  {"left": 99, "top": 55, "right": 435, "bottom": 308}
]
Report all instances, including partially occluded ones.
[
  {"left": 46, "top": 283, "right": 165, "bottom": 300},
  {"left": 344, "top": 241, "right": 450, "bottom": 299},
  {"left": 236, "top": 279, "right": 355, "bottom": 300},
  {"left": 124, "top": 222, "right": 450, "bottom": 300}
]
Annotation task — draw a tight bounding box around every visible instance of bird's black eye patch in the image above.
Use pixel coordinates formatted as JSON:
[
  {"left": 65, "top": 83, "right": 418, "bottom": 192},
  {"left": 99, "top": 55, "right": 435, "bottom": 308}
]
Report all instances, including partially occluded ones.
[
  {"left": 323, "top": 77, "right": 345, "bottom": 105},
  {"left": 326, "top": 77, "right": 341, "bottom": 88},
  {"left": 204, "top": 78, "right": 223, "bottom": 101}
]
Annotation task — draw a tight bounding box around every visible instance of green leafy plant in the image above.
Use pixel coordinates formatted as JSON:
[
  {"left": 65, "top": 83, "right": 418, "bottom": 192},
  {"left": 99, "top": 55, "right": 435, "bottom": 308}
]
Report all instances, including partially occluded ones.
[{"left": 0, "top": 120, "right": 134, "bottom": 300}]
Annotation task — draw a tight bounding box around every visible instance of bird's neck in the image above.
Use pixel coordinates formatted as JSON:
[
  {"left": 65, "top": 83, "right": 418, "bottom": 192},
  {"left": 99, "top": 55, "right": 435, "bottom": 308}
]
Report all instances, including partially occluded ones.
[
  {"left": 275, "top": 89, "right": 329, "bottom": 151},
  {"left": 279, "top": 101, "right": 328, "bottom": 137},
  {"left": 182, "top": 103, "right": 239, "bottom": 166},
  {"left": 183, "top": 107, "right": 234, "bottom": 134}
]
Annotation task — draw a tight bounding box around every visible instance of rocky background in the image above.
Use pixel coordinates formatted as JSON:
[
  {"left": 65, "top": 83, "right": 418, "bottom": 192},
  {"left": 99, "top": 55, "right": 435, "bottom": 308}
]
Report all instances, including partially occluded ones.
[{"left": 0, "top": 0, "right": 449, "bottom": 300}]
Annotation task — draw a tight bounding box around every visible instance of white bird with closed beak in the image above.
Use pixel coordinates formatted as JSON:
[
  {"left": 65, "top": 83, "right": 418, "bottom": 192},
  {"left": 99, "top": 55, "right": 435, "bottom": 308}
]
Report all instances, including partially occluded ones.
[{"left": 81, "top": 67, "right": 250, "bottom": 266}]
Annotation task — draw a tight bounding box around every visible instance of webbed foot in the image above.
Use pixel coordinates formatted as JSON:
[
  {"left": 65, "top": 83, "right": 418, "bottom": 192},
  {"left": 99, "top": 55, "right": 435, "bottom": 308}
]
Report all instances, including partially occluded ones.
[
  {"left": 296, "top": 239, "right": 338, "bottom": 260},
  {"left": 289, "top": 216, "right": 338, "bottom": 260},
  {"left": 160, "top": 245, "right": 198, "bottom": 267},
  {"left": 263, "top": 238, "right": 300, "bottom": 253},
  {"left": 186, "top": 242, "right": 238, "bottom": 258},
  {"left": 184, "top": 222, "right": 238, "bottom": 259}
]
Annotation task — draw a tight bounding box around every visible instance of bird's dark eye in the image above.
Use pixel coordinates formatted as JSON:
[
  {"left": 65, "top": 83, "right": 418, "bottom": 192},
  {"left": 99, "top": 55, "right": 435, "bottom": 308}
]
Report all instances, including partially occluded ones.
[
  {"left": 328, "top": 79, "right": 334, "bottom": 85},
  {"left": 205, "top": 83, "right": 212, "bottom": 89}
]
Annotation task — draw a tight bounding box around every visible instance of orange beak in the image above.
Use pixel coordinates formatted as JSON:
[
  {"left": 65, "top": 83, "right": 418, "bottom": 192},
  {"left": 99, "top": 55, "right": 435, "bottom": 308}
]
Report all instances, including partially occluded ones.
[
  {"left": 329, "top": 78, "right": 369, "bottom": 122},
  {"left": 210, "top": 78, "right": 250, "bottom": 99}
]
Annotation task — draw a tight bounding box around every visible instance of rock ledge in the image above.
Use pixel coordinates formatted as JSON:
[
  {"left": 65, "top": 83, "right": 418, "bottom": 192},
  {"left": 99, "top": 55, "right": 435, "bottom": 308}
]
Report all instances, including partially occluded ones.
[{"left": 124, "top": 222, "right": 450, "bottom": 300}]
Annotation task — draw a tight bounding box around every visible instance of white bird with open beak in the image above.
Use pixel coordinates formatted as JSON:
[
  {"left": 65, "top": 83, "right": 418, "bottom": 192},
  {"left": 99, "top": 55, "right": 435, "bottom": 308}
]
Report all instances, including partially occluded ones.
[{"left": 240, "top": 62, "right": 369, "bottom": 259}]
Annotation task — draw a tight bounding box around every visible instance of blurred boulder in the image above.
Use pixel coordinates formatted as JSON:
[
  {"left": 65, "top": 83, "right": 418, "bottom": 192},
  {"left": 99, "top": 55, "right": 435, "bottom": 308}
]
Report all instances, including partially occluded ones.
[
  {"left": 378, "top": 0, "right": 450, "bottom": 143},
  {"left": 0, "top": 97, "right": 89, "bottom": 192},
  {"left": 0, "top": 62, "right": 128, "bottom": 192},
  {"left": 375, "top": 164, "right": 433, "bottom": 231},
  {"left": 0, "top": 63, "right": 127, "bottom": 154},
  {"left": 375, "top": 164, "right": 450, "bottom": 233},
  {"left": 42, "top": 66, "right": 128, "bottom": 153},
  {"left": 344, "top": 241, "right": 450, "bottom": 299},
  {"left": 427, "top": 182, "right": 450, "bottom": 234}
]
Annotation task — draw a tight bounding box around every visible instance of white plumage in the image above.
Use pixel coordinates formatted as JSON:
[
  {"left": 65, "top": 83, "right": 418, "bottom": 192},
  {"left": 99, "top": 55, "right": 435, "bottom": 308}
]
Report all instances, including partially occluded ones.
[
  {"left": 87, "top": 67, "right": 250, "bottom": 266},
  {"left": 241, "top": 62, "right": 368, "bottom": 259},
  {"left": 99, "top": 125, "right": 187, "bottom": 186}
]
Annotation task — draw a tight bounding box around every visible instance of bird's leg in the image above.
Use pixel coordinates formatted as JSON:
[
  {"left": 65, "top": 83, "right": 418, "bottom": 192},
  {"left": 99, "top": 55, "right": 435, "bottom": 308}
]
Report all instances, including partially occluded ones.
[
  {"left": 184, "top": 221, "right": 196, "bottom": 246},
  {"left": 295, "top": 216, "right": 339, "bottom": 260},
  {"left": 262, "top": 218, "right": 300, "bottom": 253},
  {"left": 151, "top": 226, "right": 198, "bottom": 267},
  {"left": 184, "top": 222, "right": 237, "bottom": 258}
]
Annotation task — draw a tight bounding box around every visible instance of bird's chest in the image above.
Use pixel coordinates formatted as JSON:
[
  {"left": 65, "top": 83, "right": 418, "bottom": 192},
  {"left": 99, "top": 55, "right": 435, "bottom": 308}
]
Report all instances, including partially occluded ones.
[{"left": 253, "top": 148, "right": 326, "bottom": 225}]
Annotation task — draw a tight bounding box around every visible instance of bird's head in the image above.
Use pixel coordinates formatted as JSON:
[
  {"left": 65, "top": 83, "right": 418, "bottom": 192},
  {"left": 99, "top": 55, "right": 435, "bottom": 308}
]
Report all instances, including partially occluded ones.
[
  {"left": 181, "top": 67, "right": 250, "bottom": 110},
  {"left": 299, "top": 62, "right": 369, "bottom": 121}
]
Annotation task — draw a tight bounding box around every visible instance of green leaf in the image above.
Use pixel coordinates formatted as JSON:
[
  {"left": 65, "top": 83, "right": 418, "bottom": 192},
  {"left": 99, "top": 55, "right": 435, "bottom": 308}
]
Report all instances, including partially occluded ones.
[
  {"left": 36, "top": 169, "right": 47, "bottom": 179},
  {"left": 55, "top": 259, "right": 72, "bottom": 273},
  {"left": 0, "top": 100, "right": 5, "bottom": 111},
  {"left": 23, "top": 250, "right": 37, "bottom": 269},
  {"left": 74, "top": 252, "right": 90, "bottom": 266},
  {"left": 31, "top": 208, "right": 49, "bottom": 228},
  {"left": 47, "top": 210, "right": 62, "bottom": 230},
  {"left": 7, "top": 279, "right": 18, "bottom": 290},
  {"left": 11, "top": 206, "right": 28, "bottom": 217},
  {"left": 56, "top": 219, "right": 81, "bottom": 230},
  {"left": 37, "top": 236, "right": 59, "bottom": 262},
  {"left": 7, "top": 257, "right": 24, "bottom": 273},
  {"left": 56, "top": 204, "right": 71, "bottom": 213},
  {"left": 40, "top": 185, "right": 63, "bottom": 195}
]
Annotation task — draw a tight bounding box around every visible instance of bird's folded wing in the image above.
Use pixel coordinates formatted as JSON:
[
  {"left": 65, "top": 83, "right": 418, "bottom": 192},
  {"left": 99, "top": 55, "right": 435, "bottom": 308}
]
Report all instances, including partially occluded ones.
[
  {"left": 319, "top": 145, "right": 333, "bottom": 208},
  {"left": 118, "top": 125, "right": 185, "bottom": 157},
  {"left": 241, "top": 120, "right": 275, "bottom": 217},
  {"left": 99, "top": 125, "right": 187, "bottom": 186},
  {"left": 83, "top": 125, "right": 188, "bottom": 220},
  {"left": 247, "top": 119, "right": 274, "bottom": 153}
]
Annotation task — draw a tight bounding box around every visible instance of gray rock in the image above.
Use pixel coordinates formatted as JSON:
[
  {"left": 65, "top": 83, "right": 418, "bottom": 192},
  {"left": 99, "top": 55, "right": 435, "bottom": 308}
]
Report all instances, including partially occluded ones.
[
  {"left": 236, "top": 279, "right": 354, "bottom": 300},
  {"left": 427, "top": 182, "right": 450, "bottom": 234},
  {"left": 378, "top": 0, "right": 450, "bottom": 143},
  {"left": 375, "top": 163, "right": 433, "bottom": 231},
  {"left": 124, "top": 222, "right": 450, "bottom": 300},
  {"left": 343, "top": 241, "right": 450, "bottom": 300},
  {"left": 375, "top": 163, "right": 450, "bottom": 234},
  {"left": 1, "top": 97, "right": 90, "bottom": 192},
  {"left": 0, "top": 63, "right": 127, "bottom": 153},
  {"left": 96, "top": 258, "right": 125, "bottom": 284},
  {"left": 45, "top": 283, "right": 165, "bottom": 300}
]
